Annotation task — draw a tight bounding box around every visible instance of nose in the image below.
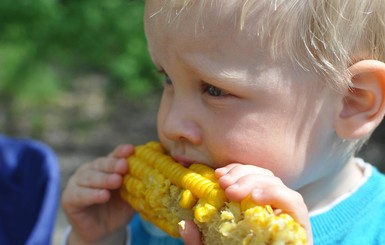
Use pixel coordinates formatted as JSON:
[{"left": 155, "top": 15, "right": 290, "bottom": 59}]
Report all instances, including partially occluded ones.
[{"left": 158, "top": 96, "right": 202, "bottom": 145}]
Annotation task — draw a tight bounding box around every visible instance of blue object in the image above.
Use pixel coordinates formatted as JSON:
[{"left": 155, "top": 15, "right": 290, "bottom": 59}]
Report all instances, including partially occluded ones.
[
  {"left": 311, "top": 164, "right": 385, "bottom": 245},
  {"left": 130, "top": 214, "right": 183, "bottom": 245},
  {"left": 0, "top": 135, "right": 60, "bottom": 245}
]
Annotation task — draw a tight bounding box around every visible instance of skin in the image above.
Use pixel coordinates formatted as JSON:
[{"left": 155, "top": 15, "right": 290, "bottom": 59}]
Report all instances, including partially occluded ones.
[
  {"left": 62, "top": 1, "right": 385, "bottom": 245},
  {"left": 62, "top": 145, "right": 135, "bottom": 244},
  {"left": 148, "top": 0, "right": 359, "bottom": 223}
]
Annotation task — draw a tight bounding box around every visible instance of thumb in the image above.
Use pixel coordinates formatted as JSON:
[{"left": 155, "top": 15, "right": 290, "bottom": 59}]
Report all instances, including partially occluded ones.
[{"left": 179, "top": 220, "right": 204, "bottom": 245}]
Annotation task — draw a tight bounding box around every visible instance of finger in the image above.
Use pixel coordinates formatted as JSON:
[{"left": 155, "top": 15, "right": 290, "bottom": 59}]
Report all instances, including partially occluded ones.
[
  {"left": 89, "top": 157, "right": 128, "bottom": 175},
  {"left": 216, "top": 164, "right": 274, "bottom": 188},
  {"left": 108, "top": 144, "right": 135, "bottom": 158},
  {"left": 252, "top": 186, "right": 312, "bottom": 243},
  {"left": 215, "top": 163, "right": 274, "bottom": 177},
  {"left": 62, "top": 185, "right": 111, "bottom": 210},
  {"left": 224, "top": 174, "right": 283, "bottom": 201},
  {"left": 179, "top": 220, "right": 203, "bottom": 245},
  {"left": 75, "top": 169, "right": 124, "bottom": 190},
  {"left": 250, "top": 185, "right": 307, "bottom": 221},
  {"left": 214, "top": 163, "right": 241, "bottom": 177}
]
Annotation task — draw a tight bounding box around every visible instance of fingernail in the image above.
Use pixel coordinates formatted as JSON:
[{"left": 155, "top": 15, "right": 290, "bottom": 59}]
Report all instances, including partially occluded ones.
[
  {"left": 178, "top": 220, "right": 186, "bottom": 231},
  {"left": 215, "top": 168, "right": 225, "bottom": 175},
  {"left": 118, "top": 145, "right": 133, "bottom": 155}
]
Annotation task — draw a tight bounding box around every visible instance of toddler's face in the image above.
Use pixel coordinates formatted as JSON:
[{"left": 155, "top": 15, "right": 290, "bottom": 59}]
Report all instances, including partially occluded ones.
[{"left": 145, "top": 1, "right": 343, "bottom": 190}]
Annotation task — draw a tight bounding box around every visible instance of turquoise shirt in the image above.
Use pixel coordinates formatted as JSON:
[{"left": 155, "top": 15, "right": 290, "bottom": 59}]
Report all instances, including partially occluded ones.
[
  {"left": 311, "top": 164, "right": 385, "bottom": 244},
  {"left": 130, "top": 215, "right": 182, "bottom": 245}
]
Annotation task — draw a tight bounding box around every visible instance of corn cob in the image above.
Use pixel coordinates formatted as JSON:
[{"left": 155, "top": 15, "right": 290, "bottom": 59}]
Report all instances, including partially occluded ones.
[{"left": 120, "top": 141, "right": 307, "bottom": 245}]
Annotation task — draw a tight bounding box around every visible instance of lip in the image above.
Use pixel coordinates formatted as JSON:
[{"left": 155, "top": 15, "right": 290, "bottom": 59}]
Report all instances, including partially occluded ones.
[{"left": 172, "top": 155, "right": 196, "bottom": 168}]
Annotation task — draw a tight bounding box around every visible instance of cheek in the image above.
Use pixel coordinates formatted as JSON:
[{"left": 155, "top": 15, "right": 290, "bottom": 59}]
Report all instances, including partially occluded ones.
[
  {"left": 156, "top": 92, "right": 169, "bottom": 141},
  {"left": 207, "top": 115, "right": 308, "bottom": 185}
]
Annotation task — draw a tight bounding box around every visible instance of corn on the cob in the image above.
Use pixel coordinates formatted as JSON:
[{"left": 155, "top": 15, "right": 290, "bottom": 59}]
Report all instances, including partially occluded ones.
[{"left": 120, "top": 141, "right": 307, "bottom": 245}]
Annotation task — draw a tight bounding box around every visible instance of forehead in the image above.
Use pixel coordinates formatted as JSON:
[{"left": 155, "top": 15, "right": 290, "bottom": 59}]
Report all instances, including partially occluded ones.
[
  {"left": 144, "top": 1, "right": 310, "bottom": 93},
  {"left": 144, "top": 0, "right": 286, "bottom": 37},
  {"left": 144, "top": 1, "right": 272, "bottom": 65},
  {"left": 145, "top": 1, "right": 239, "bottom": 42}
]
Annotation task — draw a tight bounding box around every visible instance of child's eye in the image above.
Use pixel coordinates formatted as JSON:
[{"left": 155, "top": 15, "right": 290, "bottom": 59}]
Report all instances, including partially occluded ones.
[
  {"left": 205, "top": 85, "right": 229, "bottom": 97},
  {"left": 157, "top": 69, "right": 173, "bottom": 86},
  {"left": 164, "top": 74, "right": 172, "bottom": 85}
]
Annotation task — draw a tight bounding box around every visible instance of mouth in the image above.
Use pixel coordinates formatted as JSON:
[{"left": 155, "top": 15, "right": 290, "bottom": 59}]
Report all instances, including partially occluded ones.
[{"left": 172, "top": 155, "right": 197, "bottom": 168}]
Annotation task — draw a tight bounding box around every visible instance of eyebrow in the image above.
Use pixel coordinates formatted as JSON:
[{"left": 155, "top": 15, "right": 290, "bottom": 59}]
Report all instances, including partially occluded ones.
[{"left": 180, "top": 52, "right": 254, "bottom": 86}]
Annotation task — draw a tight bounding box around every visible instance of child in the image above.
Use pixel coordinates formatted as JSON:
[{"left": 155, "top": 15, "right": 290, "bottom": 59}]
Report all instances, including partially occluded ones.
[{"left": 61, "top": 0, "right": 385, "bottom": 244}]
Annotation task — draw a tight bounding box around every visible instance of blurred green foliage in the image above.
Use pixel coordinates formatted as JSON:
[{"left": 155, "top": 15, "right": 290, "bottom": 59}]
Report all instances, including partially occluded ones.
[
  {"left": 0, "top": 0, "right": 158, "bottom": 106},
  {"left": 0, "top": 0, "right": 161, "bottom": 134}
]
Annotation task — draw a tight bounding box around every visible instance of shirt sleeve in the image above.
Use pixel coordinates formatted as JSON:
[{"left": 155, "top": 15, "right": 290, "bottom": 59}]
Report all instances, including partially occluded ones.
[{"left": 129, "top": 214, "right": 184, "bottom": 245}]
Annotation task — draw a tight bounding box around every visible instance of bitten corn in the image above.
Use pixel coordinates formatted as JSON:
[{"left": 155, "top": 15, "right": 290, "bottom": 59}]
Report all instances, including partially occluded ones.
[{"left": 120, "top": 141, "right": 307, "bottom": 245}]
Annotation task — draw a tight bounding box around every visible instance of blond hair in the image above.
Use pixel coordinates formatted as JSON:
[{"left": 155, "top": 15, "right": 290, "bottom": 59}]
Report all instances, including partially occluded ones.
[{"left": 149, "top": 0, "right": 385, "bottom": 93}]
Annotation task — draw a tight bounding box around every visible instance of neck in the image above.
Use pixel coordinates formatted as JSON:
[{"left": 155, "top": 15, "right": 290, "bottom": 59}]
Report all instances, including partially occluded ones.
[{"left": 299, "top": 158, "right": 364, "bottom": 213}]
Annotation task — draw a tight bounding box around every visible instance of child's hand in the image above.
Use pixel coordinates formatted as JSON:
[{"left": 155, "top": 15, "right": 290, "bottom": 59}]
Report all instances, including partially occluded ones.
[
  {"left": 215, "top": 163, "right": 313, "bottom": 245},
  {"left": 61, "top": 144, "right": 136, "bottom": 244},
  {"left": 179, "top": 220, "right": 204, "bottom": 245}
]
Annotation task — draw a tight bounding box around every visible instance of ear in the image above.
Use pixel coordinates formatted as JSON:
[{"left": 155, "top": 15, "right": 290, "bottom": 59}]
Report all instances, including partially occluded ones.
[{"left": 334, "top": 60, "right": 385, "bottom": 139}]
